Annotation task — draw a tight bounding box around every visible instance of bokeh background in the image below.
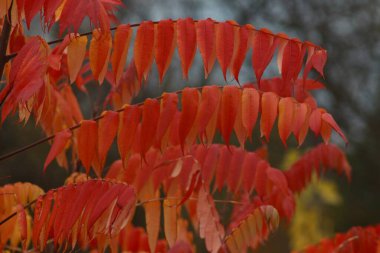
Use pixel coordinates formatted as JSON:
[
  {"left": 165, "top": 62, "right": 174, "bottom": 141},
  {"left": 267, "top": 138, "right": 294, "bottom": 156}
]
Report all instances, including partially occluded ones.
[{"left": 1, "top": 0, "right": 379, "bottom": 252}]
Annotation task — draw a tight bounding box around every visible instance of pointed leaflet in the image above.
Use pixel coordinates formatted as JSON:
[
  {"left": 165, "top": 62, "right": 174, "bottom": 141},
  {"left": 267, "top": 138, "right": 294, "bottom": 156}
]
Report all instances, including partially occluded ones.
[
  {"left": 117, "top": 105, "right": 141, "bottom": 164},
  {"left": 278, "top": 97, "right": 295, "bottom": 146},
  {"left": 155, "top": 19, "right": 176, "bottom": 83},
  {"left": 164, "top": 199, "right": 178, "bottom": 247},
  {"left": 90, "top": 30, "right": 112, "bottom": 84},
  {"left": 67, "top": 34, "right": 87, "bottom": 83},
  {"left": 221, "top": 86, "right": 241, "bottom": 146},
  {"left": 292, "top": 103, "right": 310, "bottom": 146},
  {"left": 311, "top": 49, "right": 328, "bottom": 78},
  {"left": 112, "top": 24, "right": 132, "bottom": 86},
  {"left": 44, "top": 130, "right": 72, "bottom": 172},
  {"left": 260, "top": 92, "right": 279, "bottom": 141},
  {"left": 77, "top": 120, "right": 98, "bottom": 174},
  {"left": 177, "top": 18, "right": 197, "bottom": 79},
  {"left": 309, "top": 108, "right": 322, "bottom": 136},
  {"left": 216, "top": 21, "right": 235, "bottom": 81},
  {"left": 252, "top": 29, "right": 279, "bottom": 87},
  {"left": 179, "top": 88, "right": 200, "bottom": 151},
  {"left": 197, "top": 85, "right": 221, "bottom": 143},
  {"left": 196, "top": 18, "right": 216, "bottom": 78},
  {"left": 281, "top": 39, "right": 302, "bottom": 84},
  {"left": 322, "top": 113, "right": 348, "bottom": 144},
  {"left": 97, "top": 111, "right": 119, "bottom": 175},
  {"left": 241, "top": 88, "right": 260, "bottom": 140},
  {"left": 24, "top": 0, "right": 45, "bottom": 29},
  {"left": 156, "top": 93, "right": 178, "bottom": 147},
  {"left": 232, "top": 25, "right": 250, "bottom": 83},
  {"left": 141, "top": 99, "right": 160, "bottom": 158},
  {"left": 225, "top": 205, "right": 279, "bottom": 252},
  {"left": 134, "top": 21, "right": 155, "bottom": 83},
  {"left": 59, "top": 0, "right": 121, "bottom": 34}
]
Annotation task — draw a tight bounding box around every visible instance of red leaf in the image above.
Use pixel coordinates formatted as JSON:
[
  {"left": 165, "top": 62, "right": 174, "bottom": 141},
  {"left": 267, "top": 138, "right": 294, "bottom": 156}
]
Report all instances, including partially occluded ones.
[
  {"left": 254, "top": 161, "right": 268, "bottom": 197},
  {"left": 77, "top": 120, "right": 98, "bottom": 174},
  {"left": 155, "top": 93, "right": 178, "bottom": 148},
  {"left": 177, "top": 18, "right": 197, "bottom": 79},
  {"left": 59, "top": 0, "right": 121, "bottom": 34},
  {"left": 155, "top": 19, "right": 176, "bottom": 82},
  {"left": 311, "top": 49, "right": 327, "bottom": 78},
  {"left": 292, "top": 103, "right": 310, "bottom": 146},
  {"left": 44, "top": 130, "right": 72, "bottom": 172},
  {"left": 112, "top": 24, "right": 132, "bottom": 86},
  {"left": 89, "top": 30, "right": 112, "bottom": 84},
  {"left": 97, "top": 111, "right": 119, "bottom": 175},
  {"left": 198, "top": 85, "right": 221, "bottom": 143},
  {"left": 220, "top": 86, "right": 241, "bottom": 146},
  {"left": 140, "top": 99, "right": 160, "bottom": 158},
  {"left": 118, "top": 105, "right": 141, "bottom": 164},
  {"left": 260, "top": 92, "right": 279, "bottom": 141},
  {"left": 24, "top": 0, "right": 44, "bottom": 29},
  {"left": 232, "top": 25, "right": 250, "bottom": 83},
  {"left": 252, "top": 29, "right": 279, "bottom": 87},
  {"left": 322, "top": 113, "right": 348, "bottom": 144},
  {"left": 216, "top": 21, "right": 235, "bottom": 80},
  {"left": 281, "top": 39, "right": 302, "bottom": 84},
  {"left": 278, "top": 97, "right": 295, "bottom": 146},
  {"left": 196, "top": 18, "right": 216, "bottom": 78},
  {"left": 309, "top": 109, "right": 322, "bottom": 136},
  {"left": 241, "top": 88, "right": 260, "bottom": 141},
  {"left": 179, "top": 88, "right": 200, "bottom": 152},
  {"left": 134, "top": 21, "right": 155, "bottom": 83}
]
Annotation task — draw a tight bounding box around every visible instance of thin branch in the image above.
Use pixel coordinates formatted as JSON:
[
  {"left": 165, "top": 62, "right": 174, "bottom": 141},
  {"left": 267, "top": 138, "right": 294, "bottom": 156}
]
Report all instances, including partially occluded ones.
[
  {"left": 0, "top": 85, "right": 211, "bottom": 162},
  {"left": 5, "top": 19, "right": 324, "bottom": 61}
]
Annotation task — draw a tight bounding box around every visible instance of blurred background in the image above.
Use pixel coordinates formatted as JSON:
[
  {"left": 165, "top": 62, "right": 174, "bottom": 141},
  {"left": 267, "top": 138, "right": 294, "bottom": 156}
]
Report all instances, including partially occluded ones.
[{"left": 1, "top": 0, "right": 379, "bottom": 252}]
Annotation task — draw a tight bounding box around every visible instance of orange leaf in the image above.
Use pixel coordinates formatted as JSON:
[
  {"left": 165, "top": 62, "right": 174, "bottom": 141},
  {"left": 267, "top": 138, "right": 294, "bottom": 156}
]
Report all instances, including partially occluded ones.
[
  {"left": 220, "top": 86, "right": 241, "bottom": 146},
  {"left": 156, "top": 93, "right": 178, "bottom": 148},
  {"left": 97, "top": 111, "right": 119, "bottom": 176},
  {"left": 164, "top": 199, "right": 178, "bottom": 247},
  {"left": 260, "top": 92, "right": 279, "bottom": 141},
  {"left": 89, "top": 30, "right": 112, "bottom": 84},
  {"left": 134, "top": 21, "right": 155, "bottom": 83},
  {"left": 67, "top": 34, "right": 87, "bottom": 83},
  {"left": 196, "top": 18, "right": 216, "bottom": 78},
  {"left": 77, "top": 120, "right": 98, "bottom": 174},
  {"left": 44, "top": 130, "right": 72, "bottom": 172},
  {"left": 179, "top": 88, "right": 200, "bottom": 152},
  {"left": 292, "top": 103, "right": 310, "bottom": 146},
  {"left": 252, "top": 29, "right": 279, "bottom": 87},
  {"left": 241, "top": 88, "right": 260, "bottom": 141},
  {"left": 278, "top": 97, "right": 295, "bottom": 146},
  {"left": 141, "top": 99, "right": 160, "bottom": 158},
  {"left": 216, "top": 21, "right": 235, "bottom": 80},
  {"left": 155, "top": 19, "right": 176, "bottom": 82},
  {"left": 16, "top": 203, "right": 27, "bottom": 250},
  {"left": 177, "top": 18, "right": 197, "bottom": 79},
  {"left": 321, "top": 113, "right": 348, "bottom": 144},
  {"left": 117, "top": 105, "right": 141, "bottom": 164},
  {"left": 232, "top": 25, "right": 250, "bottom": 83},
  {"left": 111, "top": 24, "right": 132, "bottom": 86}
]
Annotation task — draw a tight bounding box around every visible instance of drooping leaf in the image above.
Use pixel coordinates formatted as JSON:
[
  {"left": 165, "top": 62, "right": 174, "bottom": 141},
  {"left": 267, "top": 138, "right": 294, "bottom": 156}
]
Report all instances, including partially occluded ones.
[
  {"left": 67, "top": 34, "right": 88, "bottom": 83},
  {"left": 111, "top": 24, "right": 132, "bottom": 86},
  {"left": 43, "top": 130, "right": 72, "bottom": 172},
  {"left": 96, "top": 111, "right": 119, "bottom": 176},
  {"left": 156, "top": 93, "right": 178, "bottom": 149},
  {"left": 241, "top": 87, "right": 260, "bottom": 141},
  {"left": 140, "top": 99, "right": 160, "bottom": 158},
  {"left": 177, "top": 18, "right": 197, "bottom": 79},
  {"left": 164, "top": 199, "right": 178, "bottom": 247},
  {"left": 215, "top": 21, "right": 235, "bottom": 80},
  {"left": 231, "top": 24, "right": 250, "bottom": 83},
  {"left": 225, "top": 205, "right": 279, "bottom": 252},
  {"left": 89, "top": 30, "right": 112, "bottom": 84},
  {"left": 179, "top": 88, "right": 200, "bottom": 152},
  {"left": 77, "top": 120, "right": 98, "bottom": 174},
  {"left": 155, "top": 19, "right": 176, "bottom": 83},
  {"left": 196, "top": 18, "right": 216, "bottom": 78},
  {"left": 134, "top": 21, "right": 155, "bottom": 83},
  {"left": 260, "top": 92, "right": 279, "bottom": 141},
  {"left": 252, "top": 29, "right": 279, "bottom": 87},
  {"left": 321, "top": 113, "right": 348, "bottom": 144},
  {"left": 278, "top": 97, "right": 295, "bottom": 146},
  {"left": 220, "top": 86, "right": 241, "bottom": 146}
]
